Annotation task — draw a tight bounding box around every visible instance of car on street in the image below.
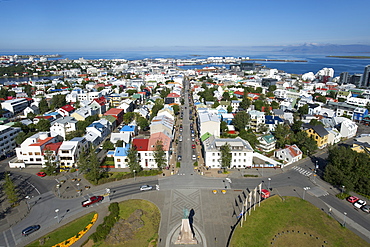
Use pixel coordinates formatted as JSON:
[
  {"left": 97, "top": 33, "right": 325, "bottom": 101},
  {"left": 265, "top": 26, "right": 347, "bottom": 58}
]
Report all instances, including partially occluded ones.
[
  {"left": 353, "top": 199, "right": 366, "bottom": 209},
  {"left": 82, "top": 196, "right": 104, "bottom": 207},
  {"left": 347, "top": 196, "right": 359, "bottom": 203},
  {"left": 192, "top": 154, "right": 196, "bottom": 160},
  {"left": 140, "top": 185, "right": 153, "bottom": 191},
  {"left": 178, "top": 155, "right": 182, "bottom": 161},
  {"left": 361, "top": 205, "right": 370, "bottom": 213},
  {"left": 191, "top": 137, "right": 195, "bottom": 142},
  {"left": 192, "top": 144, "right": 196, "bottom": 149},
  {"left": 22, "top": 225, "right": 40, "bottom": 236},
  {"left": 36, "top": 172, "right": 46, "bottom": 177}
]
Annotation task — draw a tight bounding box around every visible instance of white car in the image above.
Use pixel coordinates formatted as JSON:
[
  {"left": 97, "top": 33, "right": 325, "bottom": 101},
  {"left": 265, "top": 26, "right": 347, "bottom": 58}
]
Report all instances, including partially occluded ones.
[
  {"left": 354, "top": 199, "right": 366, "bottom": 209},
  {"left": 192, "top": 154, "right": 196, "bottom": 160},
  {"left": 140, "top": 185, "right": 153, "bottom": 191}
]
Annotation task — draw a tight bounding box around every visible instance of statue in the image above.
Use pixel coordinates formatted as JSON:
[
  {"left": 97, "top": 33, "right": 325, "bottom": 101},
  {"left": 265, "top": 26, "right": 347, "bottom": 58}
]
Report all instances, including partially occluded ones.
[{"left": 175, "top": 207, "right": 198, "bottom": 245}]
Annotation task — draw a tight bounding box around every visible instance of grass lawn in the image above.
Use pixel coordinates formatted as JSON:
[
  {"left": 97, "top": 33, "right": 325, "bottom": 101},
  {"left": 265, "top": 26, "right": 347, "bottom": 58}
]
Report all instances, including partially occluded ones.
[
  {"left": 26, "top": 212, "right": 96, "bottom": 247},
  {"left": 94, "top": 199, "right": 160, "bottom": 247},
  {"left": 230, "top": 196, "right": 368, "bottom": 247}
]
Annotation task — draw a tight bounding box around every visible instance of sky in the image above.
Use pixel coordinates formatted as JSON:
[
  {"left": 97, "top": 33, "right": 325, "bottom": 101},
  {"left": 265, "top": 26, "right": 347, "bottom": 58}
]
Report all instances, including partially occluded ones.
[{"left": 1, "top": 0, "right": 370, "bottom": 52}]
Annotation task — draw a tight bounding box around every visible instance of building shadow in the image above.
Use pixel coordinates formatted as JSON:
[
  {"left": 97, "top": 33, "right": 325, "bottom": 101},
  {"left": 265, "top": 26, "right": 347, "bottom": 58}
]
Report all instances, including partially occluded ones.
[{"left": 189, "top": 208, "right": 196, "bottom": 237}]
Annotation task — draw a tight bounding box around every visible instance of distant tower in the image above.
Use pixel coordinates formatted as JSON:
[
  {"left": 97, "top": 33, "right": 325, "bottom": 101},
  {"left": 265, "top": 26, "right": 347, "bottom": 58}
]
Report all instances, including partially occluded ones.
[
  {"left": 361, "top": 65, "right": 370, "bottom": 88},
  {"left": 339, "top": 72, "right": 349, "bottom": 85}
]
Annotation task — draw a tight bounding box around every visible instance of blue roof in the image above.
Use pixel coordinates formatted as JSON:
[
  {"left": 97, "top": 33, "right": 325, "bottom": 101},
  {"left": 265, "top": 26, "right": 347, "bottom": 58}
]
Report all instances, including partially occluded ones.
[
  {"left": 265, "top": 115, "right": 283, "bottom": 124},
  {"left": 45, "top": 112, "right": 60, "bottom": 116},
  {"left": 88, "top": 122, "right": 105, "bottom": 129},
  {"left": 114, "top": 144, "right": 130, "bottom": 156},
  {"left": 120, "top": 125, "right": 135, "bottom": 132},
  {"left": 107, "top": 151, "right": 115, "bottom": 155}
]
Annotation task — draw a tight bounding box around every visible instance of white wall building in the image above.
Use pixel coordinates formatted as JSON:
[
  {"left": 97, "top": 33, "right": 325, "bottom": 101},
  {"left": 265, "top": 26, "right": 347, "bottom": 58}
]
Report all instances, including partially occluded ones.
[{"left": 0, "top": 125, "right": 21, "bottom": 157}]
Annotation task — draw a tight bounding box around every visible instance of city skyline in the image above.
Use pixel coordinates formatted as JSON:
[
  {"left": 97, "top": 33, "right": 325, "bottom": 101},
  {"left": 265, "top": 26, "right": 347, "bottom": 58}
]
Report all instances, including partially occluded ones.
[{"left": 1, "top": 0, "right": 370, "bottom": 52}]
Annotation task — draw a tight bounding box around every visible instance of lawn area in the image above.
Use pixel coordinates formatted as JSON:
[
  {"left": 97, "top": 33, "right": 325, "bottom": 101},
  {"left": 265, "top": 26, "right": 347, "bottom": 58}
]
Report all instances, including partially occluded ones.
[
  {"left": 93, "top": 199, "right": 160, "bottom": 247},
  {"left": 26, "top": 212, "right": 96, "bottom": 247},
  {"left": 230, "top": 196, "right": 368, "bottom": 247}
]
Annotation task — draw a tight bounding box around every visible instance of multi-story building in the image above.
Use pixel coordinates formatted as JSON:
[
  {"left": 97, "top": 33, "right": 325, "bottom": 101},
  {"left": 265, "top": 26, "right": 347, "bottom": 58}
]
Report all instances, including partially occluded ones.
[
  {"left": 203, "top": 136, "right": 253, "bottom": 169},
  {"left": 303, "top": 123, "right": 329, "bottom": 149},
  {"left": 248, "top": 110, "right": 265, "bottom": 132},
  {"left": 1, "top": 98, "right": 29, "bottom": 115},
  {"left": 361, "top": 65, "right": 370, "bottom": 88},
  {"left": 50, "top": 116, "right": 78, "bottom": 140},
  {"left": 257, "top": 134, "right": 277, "bottom": 153},
  {"left": 0, "top": 125, "right": 21, "bottom": 157},
  {"left": 58, "top": 137, "right": 89, "bottom": 169},
  {"left": 198, "top": 111, "right": 220, "bottom": 138}
]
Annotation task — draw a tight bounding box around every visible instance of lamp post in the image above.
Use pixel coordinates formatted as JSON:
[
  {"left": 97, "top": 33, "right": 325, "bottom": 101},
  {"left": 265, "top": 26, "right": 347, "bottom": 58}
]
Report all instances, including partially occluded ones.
[
  {"left": 56, "top": 184, "right": 60, "bottom": 197},
  {"left": 133, "top": 170, "right": 136, "bottom": 180},
  {"left": 342, "top": 185, "right": 345, "bottom": 196},
  {"left": 25, "top": 196, "right": 30, "bottom": 211},
  {"left": 343, "top": 212, "right": 347, "bottom": 227},
  {"left": 314, "top": 161, "right": 318, "bottom": 183},
  {"left": 55, "top": 209, "right": 60, "bottom": 223},
  {"left": 303, "top": 187, "right": 310, "bottom": 200},
  {"left": 268, "top": 178, "right": 271, "bottom": 190}
]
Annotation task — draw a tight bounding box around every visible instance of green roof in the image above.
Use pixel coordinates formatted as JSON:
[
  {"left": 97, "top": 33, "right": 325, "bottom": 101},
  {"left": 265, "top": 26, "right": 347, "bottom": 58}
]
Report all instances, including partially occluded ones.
[
  {"left": 262, "top": 134, "right": 276, "bottom": 144},
  {"left": 201, "top": 132, "right": 212, "bottom": 142},
  {"left": 132, "top": 94, "right": 142, "bottom": 99},
  {"left": 101, "top": 115, "right": 116, "bottom": 123},
  {"left": 337, "top": 91, "right": 350, "bottom": 96}
]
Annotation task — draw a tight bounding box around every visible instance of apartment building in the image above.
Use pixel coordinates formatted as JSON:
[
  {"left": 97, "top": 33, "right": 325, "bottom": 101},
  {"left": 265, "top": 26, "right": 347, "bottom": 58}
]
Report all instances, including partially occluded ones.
[
  {"left": 1, "top": 98, "right": 29, "bottom": 115},
  {"left": 58, "top": 137, "right": 89, "bottom": 169},
  {"left": 0, "top": 125, "right": 21, "bottom": 157}
]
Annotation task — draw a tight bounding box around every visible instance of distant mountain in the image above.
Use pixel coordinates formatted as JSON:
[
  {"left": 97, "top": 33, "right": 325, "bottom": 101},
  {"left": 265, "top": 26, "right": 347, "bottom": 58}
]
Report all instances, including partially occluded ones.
[{"left": 279, "top": 43, "right": 370, "bottom": 54}]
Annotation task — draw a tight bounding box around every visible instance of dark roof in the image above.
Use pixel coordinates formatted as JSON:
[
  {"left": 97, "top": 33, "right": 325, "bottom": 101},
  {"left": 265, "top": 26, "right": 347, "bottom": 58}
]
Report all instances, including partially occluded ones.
[{"left": 303, "top": 123, "right": 329, "bottom": 137}]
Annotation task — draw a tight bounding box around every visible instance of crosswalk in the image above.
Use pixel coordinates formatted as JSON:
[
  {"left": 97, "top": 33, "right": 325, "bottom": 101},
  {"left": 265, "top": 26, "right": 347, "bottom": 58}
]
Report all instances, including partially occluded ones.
[{"left": 292, "top": 166, "right": 312, "bottom": 177}]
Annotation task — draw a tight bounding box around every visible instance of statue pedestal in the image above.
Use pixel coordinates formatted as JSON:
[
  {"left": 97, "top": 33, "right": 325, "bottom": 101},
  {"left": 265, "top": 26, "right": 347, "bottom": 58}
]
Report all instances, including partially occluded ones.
[{"left": 175, "top": 219, "right": 198, "bottom": 245}]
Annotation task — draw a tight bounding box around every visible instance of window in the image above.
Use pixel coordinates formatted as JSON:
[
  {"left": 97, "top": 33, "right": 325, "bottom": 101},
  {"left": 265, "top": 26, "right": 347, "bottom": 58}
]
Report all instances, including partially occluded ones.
[
  {"left": 36, "top": 158, "right": 41, "bottom": 161},
  {"left": 28, "top": 152, "right": 33, "bottom": 155},
  {"left": 212, "top": 153, "right": 215, "bottom": 156},
  {"left": 117, "top": 159, "right": 121, "bottom": 162},
  {"left": 30, "top": 158, "right": 34, "bottom": 161},
  {"left": 35, "top": 152, "right": 41, "bottom": 155}
]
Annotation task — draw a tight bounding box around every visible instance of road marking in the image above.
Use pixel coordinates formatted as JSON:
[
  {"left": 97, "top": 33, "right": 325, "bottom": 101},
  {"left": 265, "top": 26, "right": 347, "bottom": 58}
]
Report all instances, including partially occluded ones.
[{"left": 3, "top": 231, "right": 9, "bottom": 247}]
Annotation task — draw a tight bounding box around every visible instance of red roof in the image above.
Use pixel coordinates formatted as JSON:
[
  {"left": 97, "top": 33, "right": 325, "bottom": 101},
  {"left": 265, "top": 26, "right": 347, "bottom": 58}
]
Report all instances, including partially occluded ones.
[
  {"left": 61, "top": 104, "right": 75, "bottom": 112},
  {"left": 104, "top": 108, "right": 124, "bottom": 116},
  {"left": 132, "top": 139, "right": 149, "bottom": 151},
  {"left": 234, "top": 91, "right": 244, "bottom": 95},
  {"left": 167, "top": 93, "right": 180, "bottom": 98},
  {"left": 93, "top": 96, "right": 106, "bottom": 106},
  {"left": 35, "top": 116, "right": 53, "bottom": 120},
  {"left": 43, "top": 142, "right": 63, "bottom": 153},
  {"left": 30, "top": 137, "right": 54, "bottom": 146}
]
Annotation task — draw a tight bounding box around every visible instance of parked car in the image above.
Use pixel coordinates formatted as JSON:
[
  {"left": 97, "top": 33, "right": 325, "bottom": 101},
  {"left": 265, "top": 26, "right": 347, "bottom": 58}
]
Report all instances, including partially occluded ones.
[
  {"left": 353, "top": 199, "right": 366, "bottom": 209},
  {"left": 192, "top": 144, "right": 196, "bottom": 149},
  {"left": 347, "top": 196, "right": 359, "bottom": 203},
  {"left": 140, "top": 185, "right": 153, "bottom": 191},
  {"left": 178, "top": 155, "right": 182, "bottom": 161},
  {"left": 361, "top": 205, "right": 370, "bottom": 213},
  {"left": 22, "top": 225, "right": 40, "bottom": 236},
  {"left": 192, "top": 154, "right": 196, "bottom": 160},
  {"left": 36, "top": 172, "right": 46, "bottom": 177}
]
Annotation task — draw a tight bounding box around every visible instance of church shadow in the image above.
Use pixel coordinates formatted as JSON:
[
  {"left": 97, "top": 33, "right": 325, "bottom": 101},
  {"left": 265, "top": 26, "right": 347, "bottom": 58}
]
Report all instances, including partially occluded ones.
[{"left": 189, "top": 208, "right": 196, "bottom": 237}]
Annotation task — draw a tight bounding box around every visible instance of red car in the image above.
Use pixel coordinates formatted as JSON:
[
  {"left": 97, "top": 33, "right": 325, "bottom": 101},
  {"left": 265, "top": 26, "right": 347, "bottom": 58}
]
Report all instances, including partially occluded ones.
[
  {"left": 36, "top": 172, "right": 46, "bottom": 177},
  {"left": 347, "top": 196, "right": 359, "bottom": 203},
  {"left": 192, "top": 144, "right": 196, "bottom": 149}
]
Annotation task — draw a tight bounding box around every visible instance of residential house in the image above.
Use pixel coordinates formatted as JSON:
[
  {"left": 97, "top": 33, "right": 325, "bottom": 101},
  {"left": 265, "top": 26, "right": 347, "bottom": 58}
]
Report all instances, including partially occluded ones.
[
  {"left": 112, "top": 144, "right": 130, "bottom": 168},
  {"left": 1, "top": 98, "right": 29, "bottom": 114},
  {"left": 104, "top": 108, "right": 125, "bottom": 126},
  {"left": 302, "top": 123, "right": 329, "bottom": 149},
  {"left": 353, "top": 107, "right": 368, "bottom": 122},
  {"left": 333, "top": 117, "right": 358, "bottom": 139},
  {"left": 198, "top": 111, "right": 220, "bottom": 138},
  {"left": 110, "top": 132, "right": 131, "bottom": 145},
  {"left": 165, "top": 93, "right": 181, "bottom": 104},
  {"left": 50, "top": 116, "right": 78, "bottom": 140},
  {"left": 58, "top": 137, "right": 89, "bottom": 169},
  {"left": 265, "top": 115, "right": 284, "bottom": 132},
  {"left": 71, "top": 106, "right": 97, "bottom": 121},
  {"left": 119, "top": 125, "right": 138, "bottom": 137},
  {"left": 150, "top": 115, "right": 174, "bottom": 136},
  {"left": 84, "top": 119, "right": 111, "bottom": 146},
  {"left": 352, "top": 136, "right": 370, "bottom": 154},
  {"left": 23, "top": 105, "right": 40, "bottom": 116},
  {"left": 203, "top": 136, "right": 254, "bottom": 169},
  {"left": 248, "top": 110, "right": 265, "bottom": 132},
  {"left": 231, "top": 100, "right": 240, "bottom": 112},
  {"left": 221, "top": 113, "right": 234, "bottom": 125},
  {"left": 89, "top": 96, "right": 108, "bottom": 115},
  {"left": 326, "top": 128, "right": 342, "bottom": 145},
  {"left": 57, "top": 104, "right": 75, "bottom": 117},
  {"left": 274, "top": 144, "right": 303, "bottom": 166},
  {"left": 257, "top": 134, "right": 277, "bottom": 153}
]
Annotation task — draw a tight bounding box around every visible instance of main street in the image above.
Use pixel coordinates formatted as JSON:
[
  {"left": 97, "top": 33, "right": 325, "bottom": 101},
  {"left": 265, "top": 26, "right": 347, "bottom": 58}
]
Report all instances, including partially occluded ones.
[{"left": 0, "top": 80, "right": 369, "bottom": 246}]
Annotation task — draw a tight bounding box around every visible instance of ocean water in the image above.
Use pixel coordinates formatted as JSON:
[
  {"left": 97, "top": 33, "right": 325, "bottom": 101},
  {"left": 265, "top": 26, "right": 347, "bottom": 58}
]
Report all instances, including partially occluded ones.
[{"left": 1, "top": 50, "right": 370, "bottom": 82}]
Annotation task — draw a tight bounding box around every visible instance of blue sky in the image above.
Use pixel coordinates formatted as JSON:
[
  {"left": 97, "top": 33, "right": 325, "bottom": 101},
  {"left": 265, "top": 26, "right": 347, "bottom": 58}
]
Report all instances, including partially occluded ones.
[{"left": 1, "top": 0, "right": 369, "bottom": 51}]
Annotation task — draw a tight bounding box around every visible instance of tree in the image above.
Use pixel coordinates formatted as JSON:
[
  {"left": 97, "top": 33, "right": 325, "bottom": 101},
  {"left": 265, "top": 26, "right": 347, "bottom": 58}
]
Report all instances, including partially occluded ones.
[
  {"left": 85, "top": 150, "right": 103, "bottom": 184},
  {"left": 271, "top": 101, "right": 279, "bottom": 109},
  {"left": 239, "top": 129, "right": 259, "bottom": 149},
  {"left": 309, "top": 119, "right": 324, "bottom": 126},
  {"left": 127, "top": 145, "right": 141, "bottom": 173},
  {"left": 293, "top": 131, "right": 317, "bottom": 156},
  {"left": 36, "top": 119, "right": 51, "bottom": 131},
  {"left": 291, "top": 120, "right": 303, "bottom": 133},
  {"left": 316, "top": 95, "right": 327, "bottom": 103},
  {"left": 4, "top": 172, "right": 18, "bottom": 206},
  {"left": 273, "top": 124, "right": 293, "bottom": 148},
  {"left": 268, "top": 85, "right": 277, "bottom": 92},
  {"left": 220, "top": 143, "right": 232, "bottom": 170},
  {"left": 50, "top": 94, "right": 66, "bottom": 110},
  {"left": 220, "top": 121, "right": 228, "bottom": 133},
  {"left": 222, "top": 92, "right": 231, "bottom": 101},
  {"left": 137, "top": 117, "right": 149, "bottom": 130},
  {"left": 298, "top": 104, "right": 309, "bottom": 116},
  {"left": 39, "top": 98, "right": 49, "bottom": 114},
  {"left": 102, "top": 140, "right": 115, "bottom": 150},
  {"left": 43, "top": 148, "right": 59, "bottom": 175},
  {"left": 150, "top": 103, "right": 164, "bottom": 121},
  {"left": 233, "top": 112, "right": 250, "bottom": 131},
  {"left": 159, "top": 87, "right": 171, "bottom": 99},
  {"left": 172, "top": 105, "right": 180, "bottom": 115},
  {"left": 253, "top": 100, "right": 264, "bottom": 111},
  {"left": 227, "top": 105, "right": 233, "bottom": 113},
  {"left": 153, "top": 140, "right": 166, "bottom": 170},
  {"left": 116, "top": 140, "right": 124, "bottom": 147},
  {"left": 239, "top": 97, "right": 251, "bottom": 111}
]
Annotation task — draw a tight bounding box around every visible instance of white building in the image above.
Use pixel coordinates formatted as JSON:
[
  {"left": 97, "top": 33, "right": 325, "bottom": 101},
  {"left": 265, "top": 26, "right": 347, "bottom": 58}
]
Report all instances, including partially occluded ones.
[
  {"left": 58, "top": 137, "right": 89, "bottom": 169},
  {"left": 198, "top": 111, "right": 220, "bottom": 138},
  {"left": 50, "top": 116, "right": 78, "bottom": 140},
  {"left": 274, "top": 144, "right": 303, "bottom": 166},
  {"left": 203, "top": 136, "right": 253, "bottom": 169},
  {"left": 1, "top": 98, "right": 29, "bottom": 114},
  {"left": 0, "top": 125, "right": 21, "bottom": 157},
  {"left": 248, "top": 110, "right": 265, "bottom": 131}
]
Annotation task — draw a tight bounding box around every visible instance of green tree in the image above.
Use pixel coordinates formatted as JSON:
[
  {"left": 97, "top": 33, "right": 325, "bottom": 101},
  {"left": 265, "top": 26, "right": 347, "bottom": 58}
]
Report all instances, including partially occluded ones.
[
  {"left": 153, "top": 140, "right": 166, "bottom": 170},
  {"left": 220, "top": 121, "right": 228, "bottom": 133},
  {"left": 127, "top": 145, "right": 141, "bottom": 173},
  {"left": 309, "top": 119, "right": 324, "bottom": 126},
  {"left": 253, "top": 100, "right": 264, "bottom": 111},
  {"left": 222, "top": 92, "right": 231, "bottom": 101},
  {"left": 172, "top": 105, "right": 180, "bottom": 115},
  {"left": 239, "top": 98, "right": 250, "bottom": 111},
  {"left": 291, "top": 120, "right": 303, "bottom": 133},
  {"left": 239, "top": 129, "right": 259, "bottom": 149},
  {"left": 43, "top": 148, "right": 59, "bottom": 175},
  {"left": 233, "top": 112, "right": 250, "bottom": 131},
  {"left": 102, "top": 140, "right": 115, "bottom": 150},
  {"left": 159, "top": 87, "right": 171, "bottom": 99},
  {"left": 273, "top": 124, "right": 293, "bottom": 148},
  {"left": 220, "top": 143, "right": 232, "bottom": 170},
  {"left": 316, "top": 95, "right": 327, "bottom": 103},
  {"left": 271, "top": 101, "right": 279, "bottom": 109},
  {"left": 293, "top": 131, "right": 317, "bottom": 156},
  {"left": 116, "top": 140, "right": 124, "bottom": 147},
  {"left": 36, "top": 119, "right": 51, "bottom": 131},
  {"left": 39, "top": 98, "right": 49, "bottom": 114},
  {"left": 137, "top": 117, "right": 149, "bottom": 130},
  {"left": 65, "top": 130, "right": 84, "bottom": 140},
  {"left": 298, "top": 104, "right": 309, "bottom": 116},
  {"left": 268, "top": 85, "right": 277, "bottom": 92},
  {"left": 50, "top": 94, "right": 66, "bottom": 110},
  {"left": 4, "top": 172, "right": 18, "bottom": 206},
  {"left": 227, "top": 105, "right": 233, "bottom": 113}
]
